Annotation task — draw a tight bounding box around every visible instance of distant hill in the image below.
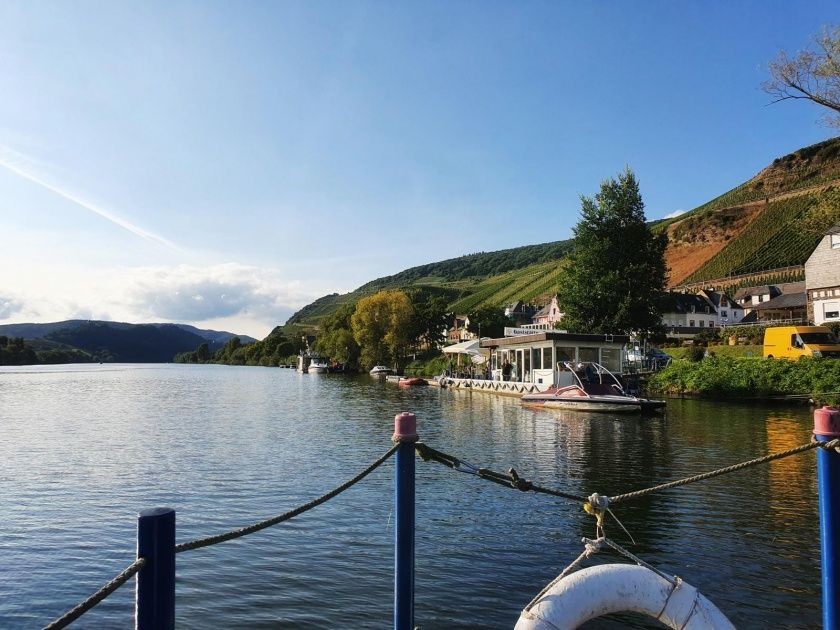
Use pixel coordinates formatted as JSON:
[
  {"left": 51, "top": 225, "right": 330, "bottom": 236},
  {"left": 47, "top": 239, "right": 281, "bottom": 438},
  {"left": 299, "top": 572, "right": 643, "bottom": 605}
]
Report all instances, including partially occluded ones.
[
  {"left": 0, "top": 320, "right": 258, "bottom": 363},
  {"left": 0, "top": 320, "right": 256, "bottom": 346},
  {"left": 287, "top": 137, "right": 840, "bottom": 328}
]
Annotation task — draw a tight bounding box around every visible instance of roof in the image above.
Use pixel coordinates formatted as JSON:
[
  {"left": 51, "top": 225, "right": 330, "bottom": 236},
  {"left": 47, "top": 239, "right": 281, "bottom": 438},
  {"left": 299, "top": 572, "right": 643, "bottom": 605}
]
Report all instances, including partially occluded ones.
[
  {"left": 662, "top": 293, "right": 714, "bottom": 314},
  {"left": 534, "top": 303, "right": 551, "bottom": 317},
  {"left": 480, "top": 331, "right": 630, "bottom": 348},
  {"left": 733, "top": 285, "right": 774, "bottom": 299},
  {"left": 700, "top": 290, "right": 739, "bottom": 309},
  {"left": 750, "top": 292, "right": 807, "bottom": 311},
  {"left": 776, "top": 281, "right": 806, "bottom": 295}
]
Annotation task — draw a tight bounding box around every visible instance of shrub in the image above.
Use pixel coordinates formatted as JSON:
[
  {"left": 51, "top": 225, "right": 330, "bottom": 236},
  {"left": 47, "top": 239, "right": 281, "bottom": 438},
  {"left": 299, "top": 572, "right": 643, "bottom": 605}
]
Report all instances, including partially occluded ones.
[{"left": 688, "top": 346, "right": 706, "bottom": 362}]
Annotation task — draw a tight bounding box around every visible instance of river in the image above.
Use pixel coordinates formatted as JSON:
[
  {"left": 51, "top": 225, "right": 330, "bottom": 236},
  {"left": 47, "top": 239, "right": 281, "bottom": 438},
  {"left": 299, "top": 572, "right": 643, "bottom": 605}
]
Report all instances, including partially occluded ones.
[{"left": 0, "top": 364, "right": 822, "bottom": 628}]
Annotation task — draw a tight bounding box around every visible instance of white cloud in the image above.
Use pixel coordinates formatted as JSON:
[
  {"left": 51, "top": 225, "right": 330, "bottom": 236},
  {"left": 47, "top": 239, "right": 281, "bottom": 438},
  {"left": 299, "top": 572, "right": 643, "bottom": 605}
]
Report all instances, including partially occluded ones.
[
  {"left": 0, "top": 263, "right": 323, "bottom": 338},
  {"left": 124, "top": 263, "right": 319, "bottom": 324},
  {"left": 663, "top": 208, "right": 688, "bottom": 219},
  {"left": 0, "top": 296, "right": 23, "bottom": 320}
]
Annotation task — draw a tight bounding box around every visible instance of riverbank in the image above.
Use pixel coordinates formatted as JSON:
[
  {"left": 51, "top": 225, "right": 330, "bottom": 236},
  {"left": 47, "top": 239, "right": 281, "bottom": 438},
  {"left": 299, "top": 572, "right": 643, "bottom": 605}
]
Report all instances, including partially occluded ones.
[{"left": 648, "top": 355, "right": 840, "bottom": 404}]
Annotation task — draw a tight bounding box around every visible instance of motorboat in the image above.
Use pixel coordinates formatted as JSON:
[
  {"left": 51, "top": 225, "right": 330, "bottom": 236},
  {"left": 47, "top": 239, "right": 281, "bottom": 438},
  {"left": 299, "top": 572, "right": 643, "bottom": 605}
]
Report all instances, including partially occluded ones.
[
  {"left": 308, "top": 358, "right": 329, "bottom": 373},
  {"left": 369, "top": 365, "right": 391, "bottom": 376},
  {"left": 521, "top": 361, "right": 665, "bottom": 413},
  {"left": 398, "top": 377, "right": 427, "bottom": 387}
]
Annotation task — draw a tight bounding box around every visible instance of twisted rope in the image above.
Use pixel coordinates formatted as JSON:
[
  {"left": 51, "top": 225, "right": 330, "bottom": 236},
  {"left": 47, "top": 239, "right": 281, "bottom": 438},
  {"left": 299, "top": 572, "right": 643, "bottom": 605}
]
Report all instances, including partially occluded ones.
[
  {"left": 175, "top": 443, "right": 399, "bottom": 553},
  {"left": 415, "top": 442, "right": 587, "bottom": 503},
  {"left": 42, "top": 557, "right": 146, "bottom": 630},
  {"left": 609, "top": 438, "right": 840, "bottom": 505},
  {"left": 522, "top": 537, "right": 603, "bottom": 612}
]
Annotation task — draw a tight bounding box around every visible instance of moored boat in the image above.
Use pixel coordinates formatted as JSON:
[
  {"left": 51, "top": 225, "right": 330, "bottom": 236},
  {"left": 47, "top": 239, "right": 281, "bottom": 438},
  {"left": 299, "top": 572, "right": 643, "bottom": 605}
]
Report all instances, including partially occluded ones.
[
  {"left": 308, "top": 358, "right": 329, "bottom": 373},
  {"left": 369, "top": 365, "right": 392, "bottom": 376},
  {"left": 398, "top": 377, "right": 427, "bottom": 387},
  {"left": 521, "top": 361, "right": 665, "bottom": 413}
]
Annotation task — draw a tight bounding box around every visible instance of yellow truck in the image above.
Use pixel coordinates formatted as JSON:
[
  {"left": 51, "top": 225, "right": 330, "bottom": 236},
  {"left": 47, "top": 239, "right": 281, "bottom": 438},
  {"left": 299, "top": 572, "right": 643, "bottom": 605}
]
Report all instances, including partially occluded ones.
[{"left": 763, "top": 325, "right": 840, "bottom": 359}]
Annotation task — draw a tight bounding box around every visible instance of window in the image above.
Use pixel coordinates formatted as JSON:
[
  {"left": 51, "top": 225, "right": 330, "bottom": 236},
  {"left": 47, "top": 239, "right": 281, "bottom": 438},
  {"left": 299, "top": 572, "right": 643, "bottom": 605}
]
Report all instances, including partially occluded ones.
[
  {"left": 555, "top": 346, "right": 575, "bottom": 362},
  {"left": 689, "top": 320, "right": 695, "bottom": 327},
  {"left": 700, "top": 321, "right": 704, "bottom": 327},
  {"left": 601, "top": 347, "right": 621, "bottom": 371},
  {"left": 542, "top": 347, "right": 553, "bottom": 369},
  {"left": 826, "top": 311, "right": 840, "bottom": 320},
  {"left": 721, "top": 311, "right": 728, "bottom": 317},
  {"left": 531, "top": 349, "right": 541, "bottom": 370},
  {"left": 831, "top": 234, "right": 840, "bottom": 249},
  {"left": 579, "top": 347, "right": 599, "bottom": 363},
  {"left": 710, "top": 320, "right": 714, "bottom": 327}
]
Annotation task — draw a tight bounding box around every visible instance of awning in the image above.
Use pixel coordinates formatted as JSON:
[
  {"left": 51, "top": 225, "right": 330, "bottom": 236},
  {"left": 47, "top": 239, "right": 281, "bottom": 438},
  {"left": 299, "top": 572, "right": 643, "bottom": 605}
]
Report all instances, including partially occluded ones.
[{"left": 442, "top": 339, "right": 491, "bottom": 363}]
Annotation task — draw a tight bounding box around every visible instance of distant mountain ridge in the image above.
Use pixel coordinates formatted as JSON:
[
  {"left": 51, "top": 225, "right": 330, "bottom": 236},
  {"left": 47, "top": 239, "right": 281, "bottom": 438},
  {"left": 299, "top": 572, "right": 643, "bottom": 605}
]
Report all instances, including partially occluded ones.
[
  {"left": 287, "top": 137, "right": 840, "bottom": 327},
  {"left": 0, "top": 320, "right": 257, "bottom": 363}
]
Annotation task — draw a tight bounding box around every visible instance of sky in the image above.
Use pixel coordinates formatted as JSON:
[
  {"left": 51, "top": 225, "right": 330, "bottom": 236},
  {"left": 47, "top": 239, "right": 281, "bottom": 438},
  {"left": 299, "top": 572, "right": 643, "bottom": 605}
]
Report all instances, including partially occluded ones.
[{"left": 0, "top": 1, "right": 837, "bottom": 339}]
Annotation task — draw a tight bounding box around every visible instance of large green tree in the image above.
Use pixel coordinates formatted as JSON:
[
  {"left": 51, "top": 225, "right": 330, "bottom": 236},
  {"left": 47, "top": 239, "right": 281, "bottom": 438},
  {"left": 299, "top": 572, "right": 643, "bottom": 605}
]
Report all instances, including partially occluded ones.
[
  {"left": 467, "top": 306, "right": 515, "bottom": 339},
  {"left": 558, "top": 168, "right": 667, "bottom": 336},
  {"left": 406, "top": 288, "right": 450, "bottom": 349},
  {"left": 315, "top": 303, "right": 361, "bottom": 366},
  {"left": 351, "top": 290, "right": 415, "bottom": 369}
]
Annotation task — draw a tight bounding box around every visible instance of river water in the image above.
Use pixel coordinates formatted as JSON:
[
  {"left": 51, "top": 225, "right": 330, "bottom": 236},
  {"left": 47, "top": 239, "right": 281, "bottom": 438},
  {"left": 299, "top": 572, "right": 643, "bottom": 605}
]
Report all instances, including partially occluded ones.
[{"left": 0, "top": 364, "right": 822, "bottom": 628}]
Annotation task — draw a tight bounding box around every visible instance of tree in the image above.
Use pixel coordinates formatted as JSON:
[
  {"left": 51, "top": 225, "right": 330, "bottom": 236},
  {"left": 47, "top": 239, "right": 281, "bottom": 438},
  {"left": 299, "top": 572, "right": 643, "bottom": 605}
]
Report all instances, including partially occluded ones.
[
  {"left": 351, "top": 290, "right": 414, "bottom": 369},
  {"left": 763, "top": 25, "right": 840, "bottom": 128},
  {"left": 557, "top": 168, "right": 667, "bottom": 336},
  {"left": 315, "top": 303, "right": 361, "bottom": 366},
  {"left": 466, "top": 306, "right": 515, "bottom": 339},
  {"left": 406, "top": 289, "right": 449, "bottom": 349}
]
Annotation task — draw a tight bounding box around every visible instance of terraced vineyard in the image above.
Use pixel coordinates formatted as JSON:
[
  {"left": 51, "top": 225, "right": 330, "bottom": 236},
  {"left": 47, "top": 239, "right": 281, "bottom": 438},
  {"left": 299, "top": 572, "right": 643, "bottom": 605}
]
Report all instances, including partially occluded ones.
[{"left": 286, "top": 137, "right": 840, "bottom": 330}]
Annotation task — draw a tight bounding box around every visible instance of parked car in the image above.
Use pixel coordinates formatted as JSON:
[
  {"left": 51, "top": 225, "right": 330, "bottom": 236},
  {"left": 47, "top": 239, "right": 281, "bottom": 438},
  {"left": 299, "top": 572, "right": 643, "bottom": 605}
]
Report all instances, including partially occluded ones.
[{"left": 646, "top": 348, "right": 672, "bottom": 369}]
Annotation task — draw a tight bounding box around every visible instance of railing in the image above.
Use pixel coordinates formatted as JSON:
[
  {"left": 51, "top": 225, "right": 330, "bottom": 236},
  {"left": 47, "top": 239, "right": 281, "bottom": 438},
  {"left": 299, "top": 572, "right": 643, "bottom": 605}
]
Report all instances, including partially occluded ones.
[
  {"left": 721, "top": 317, "right": 807, "bottom": 328},
  {"left": 40, "top": 409, "right": 840, "bottom": 629}
]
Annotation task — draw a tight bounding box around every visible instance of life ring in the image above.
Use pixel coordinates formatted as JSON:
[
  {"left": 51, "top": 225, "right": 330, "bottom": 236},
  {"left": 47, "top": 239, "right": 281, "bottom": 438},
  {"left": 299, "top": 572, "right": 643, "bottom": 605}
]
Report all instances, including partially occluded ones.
[{"left": 515, "top": 564, "right": 734, "bottom": 630}]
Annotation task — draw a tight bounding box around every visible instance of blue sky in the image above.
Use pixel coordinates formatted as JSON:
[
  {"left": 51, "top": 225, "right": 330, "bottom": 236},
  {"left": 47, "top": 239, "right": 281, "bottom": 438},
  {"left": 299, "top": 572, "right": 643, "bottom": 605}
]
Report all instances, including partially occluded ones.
[{"left": 0, "top": 1, "right": 836, "bottom": 338}]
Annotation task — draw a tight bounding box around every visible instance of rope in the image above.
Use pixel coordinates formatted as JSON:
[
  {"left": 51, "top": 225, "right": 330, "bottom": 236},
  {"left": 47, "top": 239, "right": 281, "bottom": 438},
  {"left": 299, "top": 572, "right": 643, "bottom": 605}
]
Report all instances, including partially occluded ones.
[
  {"left": 608, "top": 438, "right": 840, "bottom": 505},
  {"left": 415, "top": 442, "right": 587, "bottom": 503},
  {"left": 175, "top": 443, "right": 399, "bottom": 553},
  {"left": 522, "top": 538, "right": 603, "bottom": 612},
  {"left": 42, "top": 557, "right": 146, "bottom": 630}
]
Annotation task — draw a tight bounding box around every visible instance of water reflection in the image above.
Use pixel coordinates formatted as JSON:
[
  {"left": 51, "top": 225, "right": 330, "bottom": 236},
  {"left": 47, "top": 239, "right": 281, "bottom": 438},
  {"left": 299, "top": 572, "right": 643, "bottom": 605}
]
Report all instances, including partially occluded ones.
[{"left": 0, "top": 368, "right": 822, "bottom": 629}]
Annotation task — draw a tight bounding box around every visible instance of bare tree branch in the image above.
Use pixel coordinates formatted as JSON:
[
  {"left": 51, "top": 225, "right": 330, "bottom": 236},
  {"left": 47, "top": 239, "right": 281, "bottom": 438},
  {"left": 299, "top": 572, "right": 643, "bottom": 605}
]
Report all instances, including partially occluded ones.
[{"left": 763, "top": 25, "right": 840, "bottom": 128}]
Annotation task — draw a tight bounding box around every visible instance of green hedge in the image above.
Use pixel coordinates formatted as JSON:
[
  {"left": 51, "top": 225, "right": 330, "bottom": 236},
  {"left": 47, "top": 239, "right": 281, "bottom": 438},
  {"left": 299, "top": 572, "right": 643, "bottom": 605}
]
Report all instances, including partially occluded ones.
[{"left": 648, "top": 356, "right": 840, "bottom": 404}]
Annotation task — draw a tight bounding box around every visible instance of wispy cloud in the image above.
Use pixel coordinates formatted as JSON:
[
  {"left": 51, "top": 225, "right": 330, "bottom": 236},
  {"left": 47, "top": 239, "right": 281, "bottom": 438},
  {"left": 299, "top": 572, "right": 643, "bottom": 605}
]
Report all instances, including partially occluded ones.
[{"left": 0, "top": 146, "right": 181, "bottom": 251}]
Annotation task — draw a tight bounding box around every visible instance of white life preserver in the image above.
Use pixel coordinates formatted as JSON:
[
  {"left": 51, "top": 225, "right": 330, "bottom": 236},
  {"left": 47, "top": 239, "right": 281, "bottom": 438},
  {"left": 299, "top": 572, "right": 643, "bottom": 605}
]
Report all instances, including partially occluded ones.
[{"left": 515, "top": 564, "right": 735, "bottom": 630}]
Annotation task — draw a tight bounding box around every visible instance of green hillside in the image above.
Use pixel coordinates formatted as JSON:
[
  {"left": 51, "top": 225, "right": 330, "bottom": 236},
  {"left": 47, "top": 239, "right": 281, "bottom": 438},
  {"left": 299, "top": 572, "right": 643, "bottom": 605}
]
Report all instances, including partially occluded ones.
[
  {"left": 287, "top": 137, "right": 840, "bottom": 328},
  {"left": 287, "top": 240, "right": 572, "bottom": 325}
]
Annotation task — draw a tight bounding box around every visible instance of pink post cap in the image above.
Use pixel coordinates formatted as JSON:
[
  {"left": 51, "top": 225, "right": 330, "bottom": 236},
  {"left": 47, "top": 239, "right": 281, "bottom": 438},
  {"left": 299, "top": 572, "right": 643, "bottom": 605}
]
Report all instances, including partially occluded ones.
[
  {"left": 393, "top": 412, "right": 418, "bottom": 442},
  {"left": 814, "top": 406, "right": 840, "bottom": 438}
]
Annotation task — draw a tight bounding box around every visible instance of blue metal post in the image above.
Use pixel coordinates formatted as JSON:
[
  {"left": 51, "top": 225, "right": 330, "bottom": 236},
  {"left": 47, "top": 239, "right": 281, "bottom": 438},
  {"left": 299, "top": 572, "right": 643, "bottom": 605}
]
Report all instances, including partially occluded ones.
[
  {"left": 393, "top": 412, "right": 418, "bottom": 630},
  {"left": 136, "top": 507, "right": 175, "bottom": 630},
  {"left": 815, "top": 406, "right": 840, "bottom": 629}
]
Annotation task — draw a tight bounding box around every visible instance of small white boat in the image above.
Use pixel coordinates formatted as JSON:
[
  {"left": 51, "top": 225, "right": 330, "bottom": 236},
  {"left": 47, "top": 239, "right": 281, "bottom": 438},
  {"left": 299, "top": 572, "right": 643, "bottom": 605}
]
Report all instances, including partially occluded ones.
[
  {"left": 521, "top": 361, "right": 665, "bottom": 413},
  {"left": 308, "top": 359, "right": 329, "bottom": 373},
  {"left": 369, "top": 365, "right": 391, "bottom": 376}
]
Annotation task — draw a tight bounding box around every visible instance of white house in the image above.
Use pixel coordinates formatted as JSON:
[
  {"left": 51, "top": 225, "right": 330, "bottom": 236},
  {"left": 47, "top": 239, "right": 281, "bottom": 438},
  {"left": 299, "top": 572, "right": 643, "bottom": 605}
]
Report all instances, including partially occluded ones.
[{"left": 805, "top": 224, "right": 840, "bottom": 325}]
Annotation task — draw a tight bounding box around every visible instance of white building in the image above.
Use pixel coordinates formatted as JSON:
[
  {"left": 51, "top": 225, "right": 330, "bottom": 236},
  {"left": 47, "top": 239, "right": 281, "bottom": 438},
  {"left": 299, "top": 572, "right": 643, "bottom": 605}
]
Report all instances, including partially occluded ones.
[{"left": 805, "top": 224, "right": 840, "bottom": 325}]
